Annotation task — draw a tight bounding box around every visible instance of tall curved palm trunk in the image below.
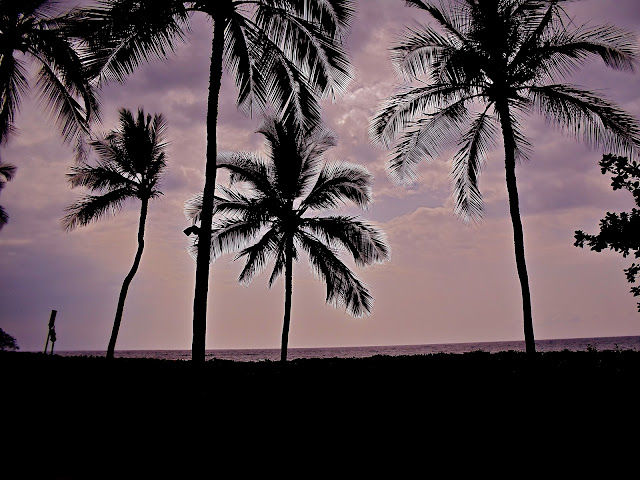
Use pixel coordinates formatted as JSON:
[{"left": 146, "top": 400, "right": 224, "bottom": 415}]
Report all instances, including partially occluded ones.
[
  {"left": 107, "top": 197, "right": 149, "bottom": 359},
  {"left": 281, "top": 234, "right": 294, "bottom": 363},
  {"left": 497, "top": 101, "right": 535, "bottom": 355},
  {"left": 63, "top": 108, "right": 168, "bottom": 360},
  {"left": 192, "top": 17, "right": 225, "bottom": 363}
]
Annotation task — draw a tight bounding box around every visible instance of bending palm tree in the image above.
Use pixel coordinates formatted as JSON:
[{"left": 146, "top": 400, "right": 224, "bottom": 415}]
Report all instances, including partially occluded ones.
[
  {"left": 77, "top": 0, "right": 354, "bottom": 362},
  {"left": 0, "top": 160, "right": 16, "bottom": 229},
  {"left": 0, "top": 0, "right": 98, "bottom": 146},
  {"left": 62, "top": 108, "right": 168, "bottom": 359},
  {"left": 185, "top": 116, "right": 390, "bottom": 362},
  {"left": 371, "top": 0, "right": 640, "bottom": 356}
]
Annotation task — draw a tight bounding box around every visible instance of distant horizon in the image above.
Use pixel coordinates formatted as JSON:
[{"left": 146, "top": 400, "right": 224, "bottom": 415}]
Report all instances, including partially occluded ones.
[{"left": 26, "top": 333, "right": 640, "bottom": 354}]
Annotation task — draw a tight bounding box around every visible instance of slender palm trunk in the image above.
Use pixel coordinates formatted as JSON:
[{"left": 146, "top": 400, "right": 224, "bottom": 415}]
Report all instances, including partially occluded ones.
[
  {"left": 281, "top": 235, "right": 294, "bottom": 363},
  {"left": 106, "top": 197, "right": 149, "bottom": 359},
  {"left": 192, "top": 17, "right": 224, "bottom": 363},
  {"left": 497, "top": 100, "right": 536, "bottom": 357}
]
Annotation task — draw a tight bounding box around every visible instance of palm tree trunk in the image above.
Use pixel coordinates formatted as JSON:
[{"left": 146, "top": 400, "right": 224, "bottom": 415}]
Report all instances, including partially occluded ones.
[
  {"left": 192, "top": 16, "right": 225, "bottom": 363},
  {"left": 497, "top": 100, "right": 536, "bottom": 357},
  {"left": 106, "top": 197, "right": 149, "bottom": 359},
  {"left": 281, "top": 235, "right": 294, "bottom": 363}
]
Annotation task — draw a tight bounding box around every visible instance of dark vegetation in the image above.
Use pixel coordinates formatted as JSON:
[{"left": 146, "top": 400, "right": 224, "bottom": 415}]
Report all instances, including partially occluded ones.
[
  {"left": 3, "top": 349, "right": 639, "bottom": 477},
  {"left": 0, "top": 327, "right": 18, "bottom": 350},
  {"left": 575, "top": 154, "right": 640, "bottom": 310}
]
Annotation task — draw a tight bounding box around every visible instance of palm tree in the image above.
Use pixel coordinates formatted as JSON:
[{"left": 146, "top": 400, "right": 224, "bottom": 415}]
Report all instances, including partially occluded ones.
[
  {"left": 62, "top": 108, "right": 168, "bottom": 359},
  {"left": 77, "top": 0, "right": 354, "bottom": 362},
  {"left": 0, "top": 0, "right": 99, "bottom": 146},
  {"left": 185, "top": 116, "right": 390, "bottom": 362},
  {"left": 370, "top": 0, "right": 640, "bottom": 356},
  {"left": 0, "top": 160, "right": 16, "bottom": 229}
]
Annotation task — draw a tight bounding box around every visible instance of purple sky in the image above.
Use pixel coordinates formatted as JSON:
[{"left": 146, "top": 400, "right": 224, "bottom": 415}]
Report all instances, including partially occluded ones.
[{"left": 2, "top": 0, "right": 640, "bottom": 352}]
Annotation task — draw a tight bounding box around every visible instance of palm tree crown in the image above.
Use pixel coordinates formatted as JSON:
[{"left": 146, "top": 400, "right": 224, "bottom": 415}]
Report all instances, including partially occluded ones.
[
  {"left": 62, "top": 108, "right": 167, "bottom": 231},
  {"left": 186, "top": 116, "right": 390, "bottom": 360},
  {"left": 371, "top": 0, "right": 639, "bottom": 219},
  {"left": 370, "top": 0, "right": 640, "bottom": 356},
  {"left": 0, "top": 0, "right": 99, "bottom": 146}
]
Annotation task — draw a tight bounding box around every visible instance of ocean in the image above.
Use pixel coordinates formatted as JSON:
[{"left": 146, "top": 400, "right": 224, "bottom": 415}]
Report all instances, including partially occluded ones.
[{"left": 56, "top": 335, "right": 640, "bottom": 362}]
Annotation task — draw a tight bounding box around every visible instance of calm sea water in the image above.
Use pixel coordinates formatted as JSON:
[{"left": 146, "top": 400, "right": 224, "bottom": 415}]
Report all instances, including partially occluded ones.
[{"left": 57, "top": 335, "right": 640, "bottom": 362}]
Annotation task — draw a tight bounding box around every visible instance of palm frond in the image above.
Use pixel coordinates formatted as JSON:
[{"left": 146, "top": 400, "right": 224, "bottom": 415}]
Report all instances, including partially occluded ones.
[
  {"left": 267, "top": 242, "right": 288, "bottom": 287},
  {"left": 0, "top": 1, "right": 99, "bottom": 145},
  {"left": 224, "top": 13, "right": 267, "bottom": 115},
  {"left": 236, "top": 227, "right": 283, "bottom": 285},
  {"left": 297, "top": 229, "right": 373, "bottom": 317},
  {"left": 218, "top": 151, "right": 274, "bottom": 196},
  {"left": 66, "top": 160, "right": 135, "bottom": 193},
  {"left": 254, "top": 31, "right": 323, "bottom": 132},
  {"left": 300, "top": 161, "right": 372, "bottom": 211},
  {"left": 185, "top": 188, "right": 257, "bottom": 225},
  {"left": 61, "top": 187, "right": 130, "bottom": 231},
  {"left": 29, "top": 19, "right": 101, "bottom": 123},
  {"left": 385, "top": 96, "right": 473, "bottom": 184},
  {"left": 76, "top": 0, "right": 190, "bottom": 85},
  {"left": 184, "top": 192, "right": 204, "bottom": 224},
  {"left": 0, "top": 54, "right": 29, "bottom": 143},
  {"left": 256, "top": 0, "right": 353, "bottom": 99},
  {"left": 529, "top": 84, "right": 640, "bottom": 154},
  {"left": 209, "top": 216, "right": 265, "bottom": 262},
  {"left": 451, "top": 107, "right": 497, "bottom": 222},
  {"left": 370, "top": 83, "right": 471, "bottom": 149},
  {"left": 518, "top": 24, "right": 638, "bottom": 85},
  {"left": 301, "top": 216, "right": 390, "bottom": 266},
  {"left": 259, "top": 116, "right": 305, "bottom": 199},
  {"left": 0, "top": 205, "right": 8, "bottom": 230},
  {"left": 551, "top": 24, "right": 637, "bottom": 73},
  {"left": 391, "top": 24, "right": 455, "bottom": 81},
  {"left": 34, "top": 59, "right": 90, "bottom": 144},
  {"left": 279, "top": 0, "right": 355, "bottom": 37},
  {"left": 296, "top": 122, "right": 337, "bottom": 195},
  {"left": 0, "top": 161, "right": 17, "bottom": 184},
  {"left": 415, "top": 0, "right": 471, "bottom": 48}
]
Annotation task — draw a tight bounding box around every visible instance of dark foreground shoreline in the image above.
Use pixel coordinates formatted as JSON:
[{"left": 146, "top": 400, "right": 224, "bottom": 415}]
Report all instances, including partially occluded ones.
[{"left": 4, "top": 349, "right": 640, "bottom": 477}]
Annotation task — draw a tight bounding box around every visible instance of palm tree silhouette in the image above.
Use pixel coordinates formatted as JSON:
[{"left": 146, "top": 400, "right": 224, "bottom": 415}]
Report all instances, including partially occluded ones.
[
  {"left": 0, "top": 0, "right": 99, "bottom": 146},
  {"left": 185, "top": 116, "right": 390, "bottom": 362},
  {"left": 0, "top": 161, "right": 16, "bottom": 230},
  {"left": 77, "top": 0, "right": 354, "bottom": 362},
  {"left": 370, "top": 0, "right": 640, "bottom": 356},
  {"left": 62, "top": 108, "right": 168, "bottom": 359}
]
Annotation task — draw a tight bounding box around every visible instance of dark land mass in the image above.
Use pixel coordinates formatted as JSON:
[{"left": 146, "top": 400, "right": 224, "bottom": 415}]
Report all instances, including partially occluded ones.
[{"left": 3, "top": 349, "right": 640, "bottom": 477}]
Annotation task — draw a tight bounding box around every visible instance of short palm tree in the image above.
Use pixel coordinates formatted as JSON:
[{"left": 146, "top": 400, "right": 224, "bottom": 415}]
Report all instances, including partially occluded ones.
[
  {"left": 0, "top": 160, "right": 16, "bottom": 229},
  {"left": 186, "top": 116, "right": 390, "bottom": 362},
  {"left": 0, "top": 0, "right": 99, "bottom": 146},
  {"left": 370, "top": 0, "right": 640, "bottom": 356},
  {"left": 62, "top": 108, "right": 168, "bottom": 359},
  {"left": 77, "top": 0, "right": 354, "bottom": 362}
]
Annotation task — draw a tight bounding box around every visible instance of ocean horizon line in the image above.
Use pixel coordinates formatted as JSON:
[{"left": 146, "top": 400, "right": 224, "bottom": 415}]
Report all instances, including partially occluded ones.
[{"left": 40, "top": 334, "right": 640, "bottom": 354}]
